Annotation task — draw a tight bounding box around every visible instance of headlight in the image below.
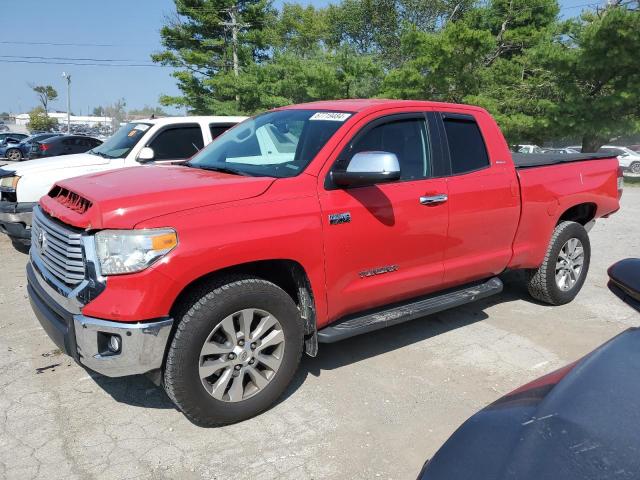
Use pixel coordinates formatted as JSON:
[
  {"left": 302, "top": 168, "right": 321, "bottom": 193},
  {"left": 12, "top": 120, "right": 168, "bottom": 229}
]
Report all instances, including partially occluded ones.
[
  {"left": 95, "top": 228, "right": 178, "bottom": 275},
  {"left": 0, "top": 175, "right": 20, "bottom": 191}
]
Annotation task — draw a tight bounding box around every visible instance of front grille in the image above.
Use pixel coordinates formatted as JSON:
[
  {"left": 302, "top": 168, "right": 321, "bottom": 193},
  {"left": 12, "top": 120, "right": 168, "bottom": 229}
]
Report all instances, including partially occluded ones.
[
  {"left": 31, "top": 207, "right": 86, "bottom": 287},
  {"left": 49, "top": 186, "right": 92, "bottom": 214}
]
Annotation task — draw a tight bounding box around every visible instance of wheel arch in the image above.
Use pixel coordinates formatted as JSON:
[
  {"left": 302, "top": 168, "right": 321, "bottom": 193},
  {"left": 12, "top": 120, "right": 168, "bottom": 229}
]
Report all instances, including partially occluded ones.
[
  {"left": 169, "top": 259, "right": 319, "bottom": 356},
  {"left": 557, "top": 202, "right": 597, "bottom": 226}
]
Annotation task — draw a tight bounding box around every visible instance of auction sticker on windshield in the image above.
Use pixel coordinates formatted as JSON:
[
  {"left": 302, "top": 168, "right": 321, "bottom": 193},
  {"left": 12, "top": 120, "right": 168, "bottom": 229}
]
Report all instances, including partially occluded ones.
[{"left": 309, "top": 112, "right": 352, "bottom": 122}]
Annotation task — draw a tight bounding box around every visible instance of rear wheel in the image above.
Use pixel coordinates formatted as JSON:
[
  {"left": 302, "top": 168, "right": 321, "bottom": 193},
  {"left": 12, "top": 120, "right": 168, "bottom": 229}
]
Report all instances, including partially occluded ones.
[
  {"left": 6, "top": 149, "right": 22, "bottom": 161},
  {"left": 630, "top": 162, "right": 640, "bottom": 174},
  {"left": 164, "top": 277, "right": 303, "bottom": 426},
  {"left": 527, "top": 221, "right": 591, "bottom": 305}
]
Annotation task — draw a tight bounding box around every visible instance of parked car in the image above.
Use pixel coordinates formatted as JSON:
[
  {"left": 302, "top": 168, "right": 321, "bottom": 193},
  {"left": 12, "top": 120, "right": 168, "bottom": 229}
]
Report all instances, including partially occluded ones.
[
  {"left": 0, "top": 124, "right": 9, "bottom": 133},
  {"left": 29, "top": 135, "right": 102, "bottom": 159},
  {"left": 0, "top": 116, "right": 245, "bottom": 248},
  {"left": 540, "top": 147, "right": 580, "bottom": 154},
  {"left": 512, "top": 144, "right": 542, "bottom": 154},
  {"left": 2, "top": 133, "right": 63, "bottom": 161},
  {"left": 23, "top": 99, "right": 622, "bottom": 426},
  {"left": 417, "top": 257, "right": 640, "bottom": 480},
  {"left": 569, "top": 145, "right": 640, "bottom": 174},
  {"left": 0, "top": 133, "right": 29, "bottom": 157}
]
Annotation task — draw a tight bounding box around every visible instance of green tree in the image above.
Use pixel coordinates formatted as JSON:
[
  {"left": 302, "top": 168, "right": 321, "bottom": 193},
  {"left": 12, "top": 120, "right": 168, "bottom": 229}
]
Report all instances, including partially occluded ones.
[
  {"left": 382, "top": 22, "right": 496, "bottom": 103},
  {"left": 533, "top": 4, "right": 640, "bottom": 151},
  {"left": 104, "top": 98, "right": 127, "bottom": 128},
  {"left": 128, "top": 105, "right": 169, "bottom": 118},
  {"left": 30, "top": 84, "right": 58, "bottom": 113},
  {"left": 152, "top": 0, "right": 275, "bottom": 114},
  {"left": 27, "top": 107, "right": 57, "bottom": 132}
]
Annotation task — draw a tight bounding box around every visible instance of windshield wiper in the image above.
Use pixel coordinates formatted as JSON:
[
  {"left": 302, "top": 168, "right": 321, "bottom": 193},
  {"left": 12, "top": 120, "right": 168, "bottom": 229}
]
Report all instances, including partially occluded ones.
[
  {"left": 88, "top": 149, "right": 108, "bottom": 158},
  {"left": 189, "top": 164, "right": 249, "bottom": 176}
]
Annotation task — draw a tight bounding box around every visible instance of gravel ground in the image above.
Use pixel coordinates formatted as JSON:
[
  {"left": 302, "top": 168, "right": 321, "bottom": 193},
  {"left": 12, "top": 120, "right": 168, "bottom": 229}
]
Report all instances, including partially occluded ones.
[{"left": 0, "top": 187, "right": 638, "bottom": 480}]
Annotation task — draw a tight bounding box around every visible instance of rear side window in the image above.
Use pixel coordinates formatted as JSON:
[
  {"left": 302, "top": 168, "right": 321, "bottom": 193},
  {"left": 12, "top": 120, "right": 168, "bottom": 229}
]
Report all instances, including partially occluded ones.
[
  {"left": 210, "top": 124, "right": 233, "bottom": 140},
  {"left": 442, "top": 116, "right": 490, "bottom": 175},
  {"left": 149, "top": 125, "right": 204, "bottom": 160}
]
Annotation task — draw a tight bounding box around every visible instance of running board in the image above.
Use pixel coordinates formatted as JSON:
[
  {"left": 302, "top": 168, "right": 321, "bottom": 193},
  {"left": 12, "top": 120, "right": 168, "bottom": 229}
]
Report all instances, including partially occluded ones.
[{"left": 317, "top": 277, "right": 503, "bottom": 343}]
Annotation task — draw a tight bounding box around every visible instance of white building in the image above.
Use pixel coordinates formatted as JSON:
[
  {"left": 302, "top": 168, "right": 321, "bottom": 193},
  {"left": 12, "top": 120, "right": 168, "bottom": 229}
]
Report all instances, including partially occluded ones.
[{"left": 14, "top": 112, "right": 112, "bottom": 127}]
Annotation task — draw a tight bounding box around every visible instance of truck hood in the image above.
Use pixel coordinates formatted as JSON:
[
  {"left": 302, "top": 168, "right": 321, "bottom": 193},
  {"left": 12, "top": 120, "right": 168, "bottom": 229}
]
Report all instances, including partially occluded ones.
[
  {"left": 2, "top": 152, "right": 109, "bottom": 175},
  {"left": 39, "top": 165, "right": 276, "bottom": 230}
]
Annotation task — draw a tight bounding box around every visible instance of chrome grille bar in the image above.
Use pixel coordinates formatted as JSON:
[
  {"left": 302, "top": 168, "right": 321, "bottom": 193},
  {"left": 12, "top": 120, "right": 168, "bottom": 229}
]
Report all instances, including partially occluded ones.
[{"left": 31, "top": 207, "right": 86, "bottom": 286}]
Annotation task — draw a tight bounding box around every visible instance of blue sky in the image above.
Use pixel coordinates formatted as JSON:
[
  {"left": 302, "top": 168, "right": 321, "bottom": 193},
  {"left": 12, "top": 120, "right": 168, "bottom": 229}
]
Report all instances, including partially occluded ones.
[{"left": 0, "top": 0, "right": 598, "bottom": 115}]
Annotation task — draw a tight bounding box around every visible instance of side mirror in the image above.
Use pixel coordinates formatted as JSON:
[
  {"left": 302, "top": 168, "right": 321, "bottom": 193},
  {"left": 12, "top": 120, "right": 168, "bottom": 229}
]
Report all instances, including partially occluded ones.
[
  {"left": 332, "top": 151, "right": 401, "bottom": 188},
  {"left": 137, "top": 147, "right": 155, "bottom": 162},
  {"left": 608, "top": 258, "right": 640, "bottom": 312}
]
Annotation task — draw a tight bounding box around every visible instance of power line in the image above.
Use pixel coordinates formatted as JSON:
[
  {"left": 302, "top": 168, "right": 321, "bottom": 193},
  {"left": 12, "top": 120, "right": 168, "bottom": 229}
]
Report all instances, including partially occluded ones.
[
  {"left": 0, "top": 59, "right": 170, "bottom": 68},
  {"left": 0, "top": 40, "right": 155, "bottom": 47},
  {"left": 0, "top": 54, "right": 155, "bottom": 63}
]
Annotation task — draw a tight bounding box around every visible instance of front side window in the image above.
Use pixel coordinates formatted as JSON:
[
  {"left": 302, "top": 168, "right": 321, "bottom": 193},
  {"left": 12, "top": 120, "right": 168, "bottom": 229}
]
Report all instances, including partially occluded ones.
[
  {"left": 90, "top": 122, "right": 151, "bottom": 158},
  {"left": 189, "top": 110, "right": 351, "bottom": 178},
  {"left": 443, "top": 117, "right": 490, "bottom": 174},
  {"left": 148, "top": 125, "right": 204, "bottom": 160},
  {"left": 336, "top": 117, "right": 431, "bottom": 181}
]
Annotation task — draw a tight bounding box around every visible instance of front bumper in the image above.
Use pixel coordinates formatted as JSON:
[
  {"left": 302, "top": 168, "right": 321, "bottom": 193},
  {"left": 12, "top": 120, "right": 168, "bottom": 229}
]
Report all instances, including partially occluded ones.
[
  {"left": 0, "top": 201, "right": 35, "bottom": 242},
  {"left": 27, "top": 260, "right": 174, "bottom": 377}
]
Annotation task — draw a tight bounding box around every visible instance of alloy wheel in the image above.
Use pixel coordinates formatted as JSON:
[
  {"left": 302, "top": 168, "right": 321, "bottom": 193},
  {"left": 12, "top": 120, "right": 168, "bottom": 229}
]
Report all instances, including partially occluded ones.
[
  {"left": 555, "top": 238, "right": 585, "bottom": 291},
  {"left": 6, "top": 149, "right": 21, "bottom": 161},
  {"left": 199, "top": 308, "right": 285, "bottom": 402}
]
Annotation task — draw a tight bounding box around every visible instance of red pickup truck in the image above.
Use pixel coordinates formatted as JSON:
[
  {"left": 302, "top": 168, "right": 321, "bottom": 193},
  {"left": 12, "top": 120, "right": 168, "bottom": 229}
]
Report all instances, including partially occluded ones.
[{"left": 26, "top": 100, "right": 622, "bottom": 426}]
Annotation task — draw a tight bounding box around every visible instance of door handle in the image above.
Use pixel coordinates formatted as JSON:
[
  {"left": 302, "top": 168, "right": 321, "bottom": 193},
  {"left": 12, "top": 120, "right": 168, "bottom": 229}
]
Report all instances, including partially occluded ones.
[{"left": 419, "top": 194, "right": 448, "bottom": 205}]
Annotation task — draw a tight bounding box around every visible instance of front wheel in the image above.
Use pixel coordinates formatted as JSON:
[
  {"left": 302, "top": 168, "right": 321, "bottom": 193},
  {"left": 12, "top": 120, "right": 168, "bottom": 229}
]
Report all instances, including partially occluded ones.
[
  {"left": 630, "top": 162, "right": 640, "bottom": 175},
  {"left": 5, "top": 149, "right": 22, "bottom": 161},
  {"left": 527, "top": 221, "right": 591, "bottom": 305},
  {"left": 164, "top": 277, "right": 304, "bottom": 426}
]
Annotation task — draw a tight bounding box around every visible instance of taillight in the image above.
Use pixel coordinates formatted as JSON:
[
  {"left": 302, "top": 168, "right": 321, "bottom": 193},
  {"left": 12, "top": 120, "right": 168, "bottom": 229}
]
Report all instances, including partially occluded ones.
[
  {"left": 617, "top": 166, "right": 624, "bottom": 196},
  {"left": 39, "top": 144, "right": 50, "bottom": 151}
]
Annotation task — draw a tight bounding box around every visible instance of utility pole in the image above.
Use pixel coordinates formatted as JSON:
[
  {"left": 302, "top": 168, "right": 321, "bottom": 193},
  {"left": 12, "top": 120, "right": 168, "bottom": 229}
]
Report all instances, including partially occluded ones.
[
  {"left": 223, "top": 5, "right": 244, "bottom": 103},
  {"left": 62, "top": 72, "right": 71, "bottom": 133}
]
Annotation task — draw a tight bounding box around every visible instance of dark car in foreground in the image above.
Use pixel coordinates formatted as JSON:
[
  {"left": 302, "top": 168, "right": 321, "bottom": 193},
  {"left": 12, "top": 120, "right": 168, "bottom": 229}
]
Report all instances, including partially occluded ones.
[
  {"left": 2, "top": 133, "right": 62, "bottom": 161},
  {"left": 418, "top": 258, "right": 640, "bottom": 480},
  {"left": 29, "top": 135, "right": 102, "bottom": 159}
]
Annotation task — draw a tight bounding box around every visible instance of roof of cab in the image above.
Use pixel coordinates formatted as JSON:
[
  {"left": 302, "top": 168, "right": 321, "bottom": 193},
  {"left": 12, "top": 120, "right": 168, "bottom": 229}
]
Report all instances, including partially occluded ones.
[
  {"left": 134, "top": 115, "right": 248, "bottom": 126},
  {"left": 278, "top": 98, "right": 484, "bottom": 114}
]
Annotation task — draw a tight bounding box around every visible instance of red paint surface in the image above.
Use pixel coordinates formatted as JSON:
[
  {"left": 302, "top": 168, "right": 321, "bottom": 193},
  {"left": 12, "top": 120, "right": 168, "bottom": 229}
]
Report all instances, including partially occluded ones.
[{"left": 39, "top": 100, "right": 620, "bottom": 325}]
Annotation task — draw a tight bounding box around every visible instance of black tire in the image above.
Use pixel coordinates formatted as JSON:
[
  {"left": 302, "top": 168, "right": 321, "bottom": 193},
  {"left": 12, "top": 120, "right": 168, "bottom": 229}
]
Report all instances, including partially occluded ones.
[
  {"left": 164, "top": 277, "right": 304, "bottom": 427},
  {"left": 631, "top": 162, "right": 640, "bottom": 175},
  {"left": 527, "top": 221, "right": 591, "bottom": 305},
  {"left": 6, "top": 149, "right": 22, "bottom": 161},
  {"left": 11, "top": 240, "right": 30, "bottom": 254}
]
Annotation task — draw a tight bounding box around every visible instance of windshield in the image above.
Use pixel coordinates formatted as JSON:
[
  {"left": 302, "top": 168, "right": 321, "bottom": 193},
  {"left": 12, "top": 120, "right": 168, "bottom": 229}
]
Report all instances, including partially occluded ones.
[
  {"left": 187, "top": 109, "right": 352, "bottom": 178},
  {"left": 90, "top": 122, "right": 151, "bottom": 158}
]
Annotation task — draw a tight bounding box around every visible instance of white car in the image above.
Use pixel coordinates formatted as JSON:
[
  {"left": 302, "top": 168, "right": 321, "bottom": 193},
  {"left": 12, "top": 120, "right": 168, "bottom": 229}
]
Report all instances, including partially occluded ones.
[
  {"left": 568, "top": 145, "right": 640, "bottom": 174},
  {"left": 0, "top": 116, "right": 246, "bottom": 249}
]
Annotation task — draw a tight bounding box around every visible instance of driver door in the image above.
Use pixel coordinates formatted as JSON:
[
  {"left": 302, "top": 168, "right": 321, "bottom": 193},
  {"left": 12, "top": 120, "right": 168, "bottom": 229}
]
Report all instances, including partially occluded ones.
[{"left": 319, "top": 113, "right": 449, "bottom": 321}]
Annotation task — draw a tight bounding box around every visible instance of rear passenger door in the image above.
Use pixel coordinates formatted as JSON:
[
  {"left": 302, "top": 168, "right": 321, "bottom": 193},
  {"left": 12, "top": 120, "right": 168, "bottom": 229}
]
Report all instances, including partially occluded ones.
[
  {"left": 146, "top": 124, "right": 205, "bottom": 164},
  {"left": 435, "top": 112, "right": 520, "bottom": 286}
]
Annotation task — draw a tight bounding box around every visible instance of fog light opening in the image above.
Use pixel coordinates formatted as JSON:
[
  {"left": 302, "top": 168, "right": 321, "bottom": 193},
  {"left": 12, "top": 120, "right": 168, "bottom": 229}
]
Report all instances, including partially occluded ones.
[{"left": 107, "top": 334, "right": 122, "bottom": 353}]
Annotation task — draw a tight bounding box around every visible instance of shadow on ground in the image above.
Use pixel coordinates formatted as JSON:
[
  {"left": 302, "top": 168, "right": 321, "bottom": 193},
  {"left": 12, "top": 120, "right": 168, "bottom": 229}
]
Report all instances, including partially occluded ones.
[{"left": 90, "top": 271, "right": 535, "bottom": 415}]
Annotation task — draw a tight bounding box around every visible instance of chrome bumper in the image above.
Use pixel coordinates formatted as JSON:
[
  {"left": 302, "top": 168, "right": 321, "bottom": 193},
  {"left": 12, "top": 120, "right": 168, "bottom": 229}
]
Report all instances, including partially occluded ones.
[
  {"left": 0, "top": 201, "right": 34, "bottom": 226},
  {"left": 27, "top": 238, "right": 174, "bottom": 378},
  {"left": 0, "top": 209, "right": 32, "bottom": 225},
  {"left": 74, "top": 315, "right": 173, "bottom": 377}
]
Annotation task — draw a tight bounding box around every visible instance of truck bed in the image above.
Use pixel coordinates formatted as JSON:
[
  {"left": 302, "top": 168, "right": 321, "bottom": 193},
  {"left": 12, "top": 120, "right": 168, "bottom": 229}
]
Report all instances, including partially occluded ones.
[{"left": 512, "top": 152, "right": 615, "bottom": 169}]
